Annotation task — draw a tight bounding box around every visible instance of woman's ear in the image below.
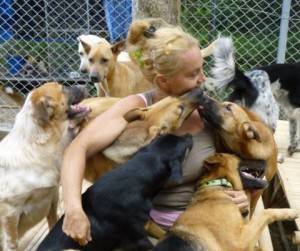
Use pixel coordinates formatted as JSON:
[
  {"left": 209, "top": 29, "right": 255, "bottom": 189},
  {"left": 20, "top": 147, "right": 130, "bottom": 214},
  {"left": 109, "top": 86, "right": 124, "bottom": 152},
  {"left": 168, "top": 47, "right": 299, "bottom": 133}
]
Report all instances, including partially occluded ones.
[{"left": 155, "top": 74, "right": 169, "bottom": 91}]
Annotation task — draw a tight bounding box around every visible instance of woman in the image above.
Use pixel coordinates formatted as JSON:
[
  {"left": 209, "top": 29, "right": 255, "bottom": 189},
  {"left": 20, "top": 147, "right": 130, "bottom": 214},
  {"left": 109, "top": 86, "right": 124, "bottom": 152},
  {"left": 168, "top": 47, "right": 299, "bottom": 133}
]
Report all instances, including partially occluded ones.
[{"left": 61, "top": 19, "right": 248, "bottom": 246}]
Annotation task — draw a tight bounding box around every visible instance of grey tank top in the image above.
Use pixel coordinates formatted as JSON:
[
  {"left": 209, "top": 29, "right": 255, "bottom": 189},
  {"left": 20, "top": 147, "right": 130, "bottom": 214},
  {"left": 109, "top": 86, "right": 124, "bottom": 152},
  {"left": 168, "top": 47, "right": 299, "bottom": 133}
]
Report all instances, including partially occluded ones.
[{"left": 138, "top": 91, "right": 216, "bottom": 210}]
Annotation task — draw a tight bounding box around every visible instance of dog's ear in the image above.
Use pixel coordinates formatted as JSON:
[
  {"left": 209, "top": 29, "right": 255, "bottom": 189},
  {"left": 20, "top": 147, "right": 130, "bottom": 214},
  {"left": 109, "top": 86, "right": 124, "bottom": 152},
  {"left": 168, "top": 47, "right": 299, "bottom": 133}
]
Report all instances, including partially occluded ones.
[
  {"left": 143, "top": 126, "right": 161, "bottom": 146},
  {"left": 80, "top": 39, "right": 91, "bottom": 54},
  {"left": 143, "top": 125, "right": 169, "bottom": 146},
  {"left": 203, "top": 155, "right": 222, "bottom": 170},
  {"left": 111, "top": 41, "right": 126, "bottom": 56},
  {"left": 77, "top": 35, "right": 83, "bottom": 42},
  {"left": 242, "top": 122, "right": 261, "bottom": 143},
  {"left": 34, "top": 96, "right": 55, "bottom": 126},
  {"left": 169, "top": 159, "right": 183, "bottom": 184},
  {"left": 123, "top": 107, "right": 148, "bottom": 122}
]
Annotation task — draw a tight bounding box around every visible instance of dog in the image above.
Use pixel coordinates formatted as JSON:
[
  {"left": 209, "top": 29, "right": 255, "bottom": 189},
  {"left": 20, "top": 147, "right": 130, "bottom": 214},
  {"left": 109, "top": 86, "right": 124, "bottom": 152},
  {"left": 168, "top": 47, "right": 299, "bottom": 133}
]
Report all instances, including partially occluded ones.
[
  {"left": 211, "top": 37, "right": 279, "bottom": 133},
  {"left": 18, "top": 55, "right": 49, "bottom": 78},
  {"left": 79, "top": 38, "right": 152, "bottom": 97},
  {"left": 77, "top": 34, "right": 130, "bottom": 97},
  {"left": 0, "top": 82, "right": 89, "bottom": 251},
  {"left": 70, "top": 87, "right": 206, "bottom": 183},
  {"left": 37, "top": 133, "right": 193, "bottom": 251},
  {"left": 198, "top": 96, "right": 278, "bottom": 218},
  {"left": 212, "top": 37, "right": 300, "bottom": 156},
  {"left": 153, "top": 153, "right": 299, "bottom": 251},
  {"left": 0, "top": 83, "right": 24, "bottom": 106},
  {"left": 77, "top": 34, "right": 130, "bottom": 74}
]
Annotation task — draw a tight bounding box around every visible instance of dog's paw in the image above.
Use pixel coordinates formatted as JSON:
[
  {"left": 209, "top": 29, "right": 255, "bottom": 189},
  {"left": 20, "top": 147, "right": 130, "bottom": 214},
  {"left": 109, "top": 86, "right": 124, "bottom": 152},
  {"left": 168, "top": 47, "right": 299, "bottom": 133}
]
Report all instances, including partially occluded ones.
[
  {"left": 287, "top": 142, "right": 299, "bottom": 156},
  {"left": 282, "top": 209, "right": 299, "bottom": 221}
]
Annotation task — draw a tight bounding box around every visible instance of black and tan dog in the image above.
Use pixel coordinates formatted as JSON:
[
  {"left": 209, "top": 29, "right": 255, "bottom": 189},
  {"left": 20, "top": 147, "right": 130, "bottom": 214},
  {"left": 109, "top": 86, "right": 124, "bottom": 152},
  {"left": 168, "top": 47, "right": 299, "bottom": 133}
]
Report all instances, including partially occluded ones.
[
  {"left": 198, "top": 97, "right": 278, "bottom": 218},
  {"left": 37, "top": 133, "right": 193, "bottom": 251},
  {"left": 154, "top": 153, "right": 298, "bottom": 251}
]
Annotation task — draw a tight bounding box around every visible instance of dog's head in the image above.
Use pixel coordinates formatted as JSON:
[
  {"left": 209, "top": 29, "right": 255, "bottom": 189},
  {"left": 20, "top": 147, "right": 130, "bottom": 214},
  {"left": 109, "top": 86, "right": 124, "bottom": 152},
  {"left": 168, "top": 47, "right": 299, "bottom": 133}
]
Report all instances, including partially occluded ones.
[
  {"left": 102, "top": 87, "right": 206, "bottom": 164},
  {"left": 201, "top": 153, "right": 268, "bottom": 191},
  {"left": 80, "top": 39, "right": 125, "bottom": 83},
  {"left": 123, "top": 87, "right": 206, "bottom": 146},
  {"left": 27, "top": 82, "right": 90, "bottom": 127},
  {"left": 141, "top": 134, "right": 193, "bottom": 184},
  {"left": 198, "top": 98, "right": 263, "bottom": 142},
  {"left": 77, "top": 34, "right": 109, "bottom": 74}
]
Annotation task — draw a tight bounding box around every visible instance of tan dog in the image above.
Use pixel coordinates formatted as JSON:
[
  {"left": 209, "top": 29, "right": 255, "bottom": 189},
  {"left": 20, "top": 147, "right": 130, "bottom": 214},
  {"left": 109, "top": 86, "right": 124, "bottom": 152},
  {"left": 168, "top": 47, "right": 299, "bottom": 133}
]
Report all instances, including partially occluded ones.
[
  {"left": 79, "top": 39, "right": 152, "bottom": 97},
  {"left": 198, "top": 98, "right": 278, "bottom": 218},
  {"left": 77, "top": 35, "right": 130, "bottom": 97},
  {"left": 0, "top": 82, "right": 89, "bottom": 251},
  {"left": 153, "top": 153, "right": 298, "bottom": 251},
  {"left": 70, "top": 87, "right": 206, "bottom": 183}
]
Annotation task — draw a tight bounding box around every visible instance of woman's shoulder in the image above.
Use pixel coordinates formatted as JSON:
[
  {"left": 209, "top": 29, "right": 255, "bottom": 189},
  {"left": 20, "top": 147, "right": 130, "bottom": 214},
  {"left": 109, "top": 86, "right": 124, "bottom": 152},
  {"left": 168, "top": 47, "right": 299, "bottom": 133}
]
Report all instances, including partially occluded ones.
[{"left": 136, "top": 90, "right": 154, "bottom": 106}]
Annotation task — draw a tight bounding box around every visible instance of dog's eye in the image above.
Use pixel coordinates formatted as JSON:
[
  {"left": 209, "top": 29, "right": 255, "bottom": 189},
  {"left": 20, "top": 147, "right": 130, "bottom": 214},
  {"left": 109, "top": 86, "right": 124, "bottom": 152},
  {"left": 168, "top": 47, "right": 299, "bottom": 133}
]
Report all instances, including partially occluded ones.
[
  {"left": 89, "top": 58, "right": 94, "bottom": 63},
  {"left": 178, "top": 104, "right": 186, "bottom": 115},
  {"left": 225, "top": 104, "right": 232, "bottom": 112},
  {"left": 79, "top": 52, "right": 84, "bottom": 56},
  {"left": 101, "top": 58, "right": 109, "bottom": 63}
]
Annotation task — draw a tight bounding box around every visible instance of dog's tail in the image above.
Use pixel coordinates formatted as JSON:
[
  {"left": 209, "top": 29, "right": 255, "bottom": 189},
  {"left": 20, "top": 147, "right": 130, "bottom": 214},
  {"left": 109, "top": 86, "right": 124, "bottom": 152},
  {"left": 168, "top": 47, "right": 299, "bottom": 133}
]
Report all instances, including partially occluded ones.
[
  {"left": 211, "top": 37, "right": 236, "bottom": 90},
  {"left": 153, "top": 232, "right": 200, "bottom": 251}
]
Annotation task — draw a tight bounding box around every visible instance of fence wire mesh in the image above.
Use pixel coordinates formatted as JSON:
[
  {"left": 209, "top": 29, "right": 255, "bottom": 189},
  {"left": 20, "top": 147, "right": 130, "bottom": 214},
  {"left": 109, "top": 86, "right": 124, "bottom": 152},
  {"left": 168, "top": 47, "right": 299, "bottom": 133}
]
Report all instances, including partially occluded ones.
[{"left": 0, "top": 0, "right": 299, "bottom": 130}]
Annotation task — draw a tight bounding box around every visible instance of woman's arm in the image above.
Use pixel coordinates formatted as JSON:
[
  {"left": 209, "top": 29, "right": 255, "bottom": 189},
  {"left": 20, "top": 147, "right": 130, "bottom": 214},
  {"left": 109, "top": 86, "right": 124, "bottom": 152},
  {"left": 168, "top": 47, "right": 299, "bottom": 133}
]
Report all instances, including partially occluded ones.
[{"left": 61, "top": 95, "right": 145, "bottom": 245}]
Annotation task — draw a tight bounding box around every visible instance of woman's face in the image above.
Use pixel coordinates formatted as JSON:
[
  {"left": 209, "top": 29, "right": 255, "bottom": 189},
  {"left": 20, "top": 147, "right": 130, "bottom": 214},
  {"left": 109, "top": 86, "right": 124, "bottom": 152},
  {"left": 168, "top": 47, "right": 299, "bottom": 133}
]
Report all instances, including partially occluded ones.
[{"left": 165, "top": 45, "right": 206, "bottom": 96}]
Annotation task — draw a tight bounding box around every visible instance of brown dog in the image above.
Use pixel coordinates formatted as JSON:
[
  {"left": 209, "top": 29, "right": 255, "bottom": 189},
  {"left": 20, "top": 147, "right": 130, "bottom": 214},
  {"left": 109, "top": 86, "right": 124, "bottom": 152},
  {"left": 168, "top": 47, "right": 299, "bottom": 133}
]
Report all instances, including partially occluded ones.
[
  {"left": 198, "top": 98, "right": 278, "bottom": 218},
  {"left": 71, "top": 87, "right": 206, "bottom": 183},
  {"left": 0, "top": 82, "right": 88, "bottom": 251},
  {"left": 153, "top": 153, "right": 298, "bottom": 251}
]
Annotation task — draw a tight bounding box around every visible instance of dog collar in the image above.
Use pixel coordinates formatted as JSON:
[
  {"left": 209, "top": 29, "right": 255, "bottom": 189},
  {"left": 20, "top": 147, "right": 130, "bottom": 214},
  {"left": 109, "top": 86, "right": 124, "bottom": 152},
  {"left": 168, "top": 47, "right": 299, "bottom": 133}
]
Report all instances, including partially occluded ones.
[{"left": 199, "top": 178, "right": 233, "bottom": 189}]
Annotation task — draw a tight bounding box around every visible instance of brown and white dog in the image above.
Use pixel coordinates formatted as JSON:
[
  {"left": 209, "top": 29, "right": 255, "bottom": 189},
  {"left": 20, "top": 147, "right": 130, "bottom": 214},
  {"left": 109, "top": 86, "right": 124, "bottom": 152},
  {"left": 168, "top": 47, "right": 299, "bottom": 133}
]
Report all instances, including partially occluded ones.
[
  {"left": 71, "top": 87, "right": 207, "bottom": 183},
  {"left": 198, "top": 97, "right": 278, "bottom": 218},
  {"left": 0, "top": 82, "right": 89, "bottom": 251},
  {"left": 153, "top": 153, "right": 298, "bottom": 251}
]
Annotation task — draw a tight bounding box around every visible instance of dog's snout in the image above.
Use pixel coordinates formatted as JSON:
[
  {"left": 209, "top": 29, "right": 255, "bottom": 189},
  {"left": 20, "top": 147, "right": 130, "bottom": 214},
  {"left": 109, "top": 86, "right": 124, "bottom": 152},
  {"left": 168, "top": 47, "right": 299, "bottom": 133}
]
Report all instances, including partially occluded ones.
[{"left": 64, "top": 85, "right": 89, "bottom": 104}]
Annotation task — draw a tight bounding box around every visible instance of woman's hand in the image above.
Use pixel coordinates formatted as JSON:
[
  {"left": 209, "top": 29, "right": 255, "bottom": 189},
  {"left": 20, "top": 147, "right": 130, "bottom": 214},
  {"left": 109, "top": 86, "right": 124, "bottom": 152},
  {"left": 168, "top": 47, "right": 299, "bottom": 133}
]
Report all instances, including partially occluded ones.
[
  {"left": 62, "top": 209, "right": 92, "bottom": 246},
  {"left": 225, "top": 190, "right": 249, "bottom": 214}
]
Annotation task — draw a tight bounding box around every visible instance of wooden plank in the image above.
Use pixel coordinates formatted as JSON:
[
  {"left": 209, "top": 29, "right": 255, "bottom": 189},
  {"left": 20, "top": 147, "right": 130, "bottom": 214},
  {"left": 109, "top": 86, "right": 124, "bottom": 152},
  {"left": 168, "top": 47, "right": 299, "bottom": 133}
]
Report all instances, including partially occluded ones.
[
  {"left": 256, "top": 197, "right": 274, "bottom": 250},
  {"left": 277, "top": 160, "right": 300, "bottom": 230}
]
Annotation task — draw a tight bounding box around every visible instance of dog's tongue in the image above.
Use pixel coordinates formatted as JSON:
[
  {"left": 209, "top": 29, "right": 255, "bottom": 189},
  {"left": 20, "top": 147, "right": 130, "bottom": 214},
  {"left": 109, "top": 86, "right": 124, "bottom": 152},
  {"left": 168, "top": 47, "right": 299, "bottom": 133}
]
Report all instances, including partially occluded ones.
[
  {"left": 198, "top": 105, "right": 204, "bottom": 110},
  {"left": 249, "top": 189, "right": 258, "bottom": 195},
  {"left": 68, "top": 104, "right": 91, "bottom": 118}
]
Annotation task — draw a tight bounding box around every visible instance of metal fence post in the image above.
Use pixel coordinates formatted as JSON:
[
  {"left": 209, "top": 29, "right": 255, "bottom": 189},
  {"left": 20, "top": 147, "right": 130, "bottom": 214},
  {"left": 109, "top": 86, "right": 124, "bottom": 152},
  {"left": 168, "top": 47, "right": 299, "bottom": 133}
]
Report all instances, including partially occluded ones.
[{"left": 277, "top": 0, "right": 292, "bottom": 63}]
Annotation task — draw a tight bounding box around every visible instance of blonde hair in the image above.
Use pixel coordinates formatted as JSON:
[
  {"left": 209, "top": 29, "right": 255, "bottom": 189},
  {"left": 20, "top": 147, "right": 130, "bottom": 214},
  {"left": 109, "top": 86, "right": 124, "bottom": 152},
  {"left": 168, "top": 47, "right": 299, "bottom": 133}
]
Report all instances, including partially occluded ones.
[{"left": 127, "top": 19, "right": 199, "bottom": 83}]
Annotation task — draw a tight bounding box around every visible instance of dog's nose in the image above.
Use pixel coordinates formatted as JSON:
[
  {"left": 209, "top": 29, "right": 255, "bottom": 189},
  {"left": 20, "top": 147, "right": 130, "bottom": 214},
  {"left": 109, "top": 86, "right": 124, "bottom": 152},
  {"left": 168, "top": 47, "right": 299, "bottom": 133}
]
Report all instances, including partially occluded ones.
[
  {"left": 90, "top": 73, "right": 99, "bottom": 83},
  {"left": 80, "top": 68, "right": 88, "bottom": 74}
]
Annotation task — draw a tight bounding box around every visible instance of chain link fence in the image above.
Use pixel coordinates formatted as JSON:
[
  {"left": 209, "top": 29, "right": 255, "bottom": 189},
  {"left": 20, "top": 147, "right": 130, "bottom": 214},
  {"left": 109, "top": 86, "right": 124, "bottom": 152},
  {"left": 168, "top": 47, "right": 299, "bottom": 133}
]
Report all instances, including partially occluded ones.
[{"left": 1, "top": 0, "right": 299, "bottom": 131}]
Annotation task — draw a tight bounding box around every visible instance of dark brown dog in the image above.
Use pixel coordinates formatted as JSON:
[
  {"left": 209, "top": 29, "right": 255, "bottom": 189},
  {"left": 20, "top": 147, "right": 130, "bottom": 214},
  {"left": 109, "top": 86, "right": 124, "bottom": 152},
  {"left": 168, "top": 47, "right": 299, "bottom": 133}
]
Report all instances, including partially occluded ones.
[
  {"left": 198, "top": 97, "right": 278, "bottom": 217},
  {"left": 153, "top": 153, "right": 298, "bottom": 251}
]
